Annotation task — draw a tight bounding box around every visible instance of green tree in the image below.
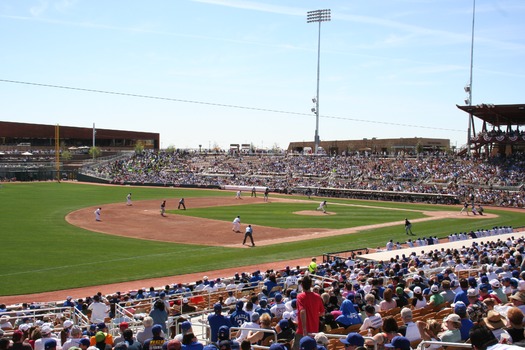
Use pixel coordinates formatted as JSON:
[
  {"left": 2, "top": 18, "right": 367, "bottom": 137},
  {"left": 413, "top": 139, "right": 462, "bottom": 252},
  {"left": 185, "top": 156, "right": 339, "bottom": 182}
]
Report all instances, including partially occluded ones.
[
  {"left": 89, "top": 146, "right": 101, "bottom": 159},
  {"left": 135, "top": 141, "right": 145, "bottom": 154},
  {"left": 61, "top": 150, "right": 72, "bottom": 161},
  {"left": 416, "top": 141, "right": 423, "bottom": 155}
]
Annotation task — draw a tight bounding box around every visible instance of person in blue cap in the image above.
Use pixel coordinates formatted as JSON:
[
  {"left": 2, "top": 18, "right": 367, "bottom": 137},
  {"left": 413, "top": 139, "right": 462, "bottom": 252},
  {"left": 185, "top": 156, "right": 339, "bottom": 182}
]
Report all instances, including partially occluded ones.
[
  {"left": 255, "top": 298, "right": 271, "bottom": 317},
  {"left": 384, "top": 336, "right": 411, "bottom": 350},
  {"left": 271, "top": 293, "right": 287, "bottom": 319},
  {"left": 339, "top": 332, "right": 364, "bottom": 350},
  {"left": 300, "top": 336, "right": 326, "bottom": 350},
  {"left": 143, "top": 325, "right": 165, "bottom": 350},
  {"left": 230, "top": 301, "right": 250, "bottom": 327},
  {"left": 208, "top": 303, "right": 231, "bottom": 343}
]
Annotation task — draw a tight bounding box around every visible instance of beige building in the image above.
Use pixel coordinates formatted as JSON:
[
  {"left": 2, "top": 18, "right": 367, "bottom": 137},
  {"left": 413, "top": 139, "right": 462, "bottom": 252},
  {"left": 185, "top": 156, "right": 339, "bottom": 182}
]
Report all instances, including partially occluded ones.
[{"left": 287, "top": 137, "right": 450, "bottom": 155}]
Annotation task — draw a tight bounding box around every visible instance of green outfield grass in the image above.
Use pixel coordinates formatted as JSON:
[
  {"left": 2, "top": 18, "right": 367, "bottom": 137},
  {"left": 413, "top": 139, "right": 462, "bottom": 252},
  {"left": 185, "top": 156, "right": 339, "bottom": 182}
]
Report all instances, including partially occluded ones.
[{"left": 0, "top": 182, "right": 523, "bottom": 297}]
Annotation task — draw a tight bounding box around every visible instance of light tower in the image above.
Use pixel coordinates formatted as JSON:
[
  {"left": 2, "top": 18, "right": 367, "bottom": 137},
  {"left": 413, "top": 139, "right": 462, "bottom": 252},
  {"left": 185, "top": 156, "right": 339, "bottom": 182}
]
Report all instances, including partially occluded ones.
[{"left": 307, "top": 9, "right": 331, "bottom": 154}]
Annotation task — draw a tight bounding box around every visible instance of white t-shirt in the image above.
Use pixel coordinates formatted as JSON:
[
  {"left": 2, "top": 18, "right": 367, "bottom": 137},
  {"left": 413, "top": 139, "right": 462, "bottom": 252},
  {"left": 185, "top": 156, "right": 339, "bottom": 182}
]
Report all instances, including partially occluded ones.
[
  {"left": 360, "top": 314, "right": 383, "bottom": 331},
  {"left": 88, "top": 301, "right": 109, "bottom": 323},
  {"left": 235, "top": 321, "right": 260, "bottom": 342}
]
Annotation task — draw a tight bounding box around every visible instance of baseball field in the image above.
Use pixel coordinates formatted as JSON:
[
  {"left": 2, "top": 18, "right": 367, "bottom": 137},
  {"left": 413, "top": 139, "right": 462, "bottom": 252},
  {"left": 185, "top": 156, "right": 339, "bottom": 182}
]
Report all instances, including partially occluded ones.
[{"left": 1, "top": 182, "right": 523, "bottom": 298}]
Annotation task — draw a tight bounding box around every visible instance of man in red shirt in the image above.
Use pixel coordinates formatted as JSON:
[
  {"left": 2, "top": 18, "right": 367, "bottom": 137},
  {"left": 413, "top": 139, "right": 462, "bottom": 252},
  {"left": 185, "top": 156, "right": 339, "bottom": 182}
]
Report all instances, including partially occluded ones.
[{"left": 293, "top": 275, "right": 325, "bottom": 350}]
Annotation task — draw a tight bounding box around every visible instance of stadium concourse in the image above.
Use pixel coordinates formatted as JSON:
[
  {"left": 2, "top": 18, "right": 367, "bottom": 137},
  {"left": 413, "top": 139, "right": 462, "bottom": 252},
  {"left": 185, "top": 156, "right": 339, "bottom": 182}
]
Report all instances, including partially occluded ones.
[{"left": 359, "top": 230, "right": 524, "bottom": 262}]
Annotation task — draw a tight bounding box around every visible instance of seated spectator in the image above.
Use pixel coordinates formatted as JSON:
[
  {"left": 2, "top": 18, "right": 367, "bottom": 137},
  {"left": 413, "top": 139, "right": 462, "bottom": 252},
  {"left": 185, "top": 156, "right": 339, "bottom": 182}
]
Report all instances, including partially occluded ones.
[
  {"left": 380, "top": 289, "right": 397, "bottom": 312},
  {"left": 364, "top": 293, "right": 380, "bottom": 312},
  {"left": 453, "top": 301, "right": 473, "bottom": 341},
  {"left": 427, "top": 285, "right": 445, "bottom": 308},
  {"left": 246, "top": 313, "right": 273, "bottom": 346},
  {"left": 384, "top": 336, "right": 411, "bottom": 350},
  {"left": 94, "top": 332, "right": 112, "bottom": 350},
  {"left": 483, "top": 310, "right": 511, "bottom": 342},
  {"left": 359, "top": 305, "right": 383, "bottom": 331},
  {"left": 314, "top": 332, "right": 329, "bottom": 349},
  {"left": 235, "top": 313, "right": 260, "bottom": 343},
  {"left": 276, "top": 319, "right": 295, "bottom": 343},
  {"left": 440, "top": 281, "right": 456, "bottom": 304},
  {"left": 370, "top": 316, "right": 401, "bottom": 348},
  {"left": 508, "top": 291, "right": 525, "bottom": 314},
  {"left": 122, "top": 329, "right": 141, "bottom": 350},
  {"left": 417, "top": 319, "right": 444, "bottom": 350},
  {"left": 340, "top": 333, "right": 364, "bottom": 350},
  {"left": 397, "top": 308, "right": 420, "bottom": 342},
  {"left": 469, "top": 324, "right": 523, "bottom": 350},
  {"left": 137, "top": 317, "right": 154, "bottom": 344},
  {"left": 411, "top": 287, "right": 427, "bottom": 310},
  {"left": 395, "top": 287, "right": 409, "bottom": 308},
  {"left": 505, "top": 307, "right": 525, "bottom": 344},
  {"left": 336, "top": 296, "right": 362, "bottom": 328},
  {"left": 439, "top": 314, "right": 461, "bottom": 343},
  {"left": 467, "top": 289, "right": 488, "bottom": 324}
]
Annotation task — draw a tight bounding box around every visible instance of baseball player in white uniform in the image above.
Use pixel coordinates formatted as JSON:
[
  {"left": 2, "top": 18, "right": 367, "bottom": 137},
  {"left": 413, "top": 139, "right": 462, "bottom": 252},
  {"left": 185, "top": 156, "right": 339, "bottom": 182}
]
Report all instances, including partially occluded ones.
[
  {"left": 232, "top": 215, "right": 241, "bottom": 232},
  {"left": 94, "top": 207, "right": 101, "bottom": 221},
  {"left": 126, "top": 193, "right": 132, "bottom": 206},
  {"left": 316, "top": 200, "right": 327, "bottom": 213}
]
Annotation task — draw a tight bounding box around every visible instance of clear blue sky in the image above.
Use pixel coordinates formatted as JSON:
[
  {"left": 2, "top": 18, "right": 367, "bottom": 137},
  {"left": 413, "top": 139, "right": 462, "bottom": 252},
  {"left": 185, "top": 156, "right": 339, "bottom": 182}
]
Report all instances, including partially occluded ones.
[{"left": 1, "top": 0, "right": 524, "bottom": 150}]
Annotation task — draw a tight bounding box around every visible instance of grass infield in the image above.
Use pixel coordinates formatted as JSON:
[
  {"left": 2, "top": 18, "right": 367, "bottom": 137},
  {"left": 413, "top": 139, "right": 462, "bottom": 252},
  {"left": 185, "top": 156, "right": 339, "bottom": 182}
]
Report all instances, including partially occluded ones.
[{"left": 0, "top": 182, "right": 523, "bottom": 296}]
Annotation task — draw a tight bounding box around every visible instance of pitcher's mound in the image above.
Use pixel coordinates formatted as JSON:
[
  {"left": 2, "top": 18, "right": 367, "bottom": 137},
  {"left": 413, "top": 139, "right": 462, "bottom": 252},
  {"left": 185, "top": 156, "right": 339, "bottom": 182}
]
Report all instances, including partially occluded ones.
[{"left": 294, "top": 210, "right": 336, "bottom": 216}]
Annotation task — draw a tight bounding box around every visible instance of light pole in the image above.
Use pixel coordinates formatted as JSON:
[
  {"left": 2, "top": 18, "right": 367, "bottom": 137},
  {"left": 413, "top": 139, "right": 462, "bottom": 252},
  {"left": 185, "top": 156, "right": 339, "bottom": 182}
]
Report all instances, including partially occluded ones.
[
  {"left": 465, "top": 0, "right": 476, "bottom": 154},
  {"left": 307, "top": 9, "right": 331, "bottom": 154}
]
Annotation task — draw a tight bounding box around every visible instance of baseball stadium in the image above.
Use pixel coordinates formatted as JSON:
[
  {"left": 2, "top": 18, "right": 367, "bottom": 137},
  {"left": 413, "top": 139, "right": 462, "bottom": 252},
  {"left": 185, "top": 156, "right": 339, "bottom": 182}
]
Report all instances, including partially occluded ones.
[{"left": 1, "top": 104, "right": 525, "bottom": 350}]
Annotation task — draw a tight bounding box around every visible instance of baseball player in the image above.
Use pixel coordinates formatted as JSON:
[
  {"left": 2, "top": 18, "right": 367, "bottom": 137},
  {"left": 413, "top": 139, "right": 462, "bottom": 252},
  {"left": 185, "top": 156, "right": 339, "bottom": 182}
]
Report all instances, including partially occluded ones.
[
  {"left": 264, "top": 187, "right": 270, "bottom": 202},
  {"left": 94, "top": 207, "right": 101, "bottom": 221},
  {"left": 405, "top": 218, "right": 415, "bottom": 235},
  {"left": 316, "top": 200, "right": 327, "bottom": 213},
  {"left": 126, "top": 193, "right": 132, "bottom": 206},
  {"left": 232, "top": 215, "right": 241, "bottom": 233},
  {"left": 460, "top": 201, "right": 469, "bottom": 215},
  {"left": 160, "top": 200, "right": 166, "bottom": 217}
]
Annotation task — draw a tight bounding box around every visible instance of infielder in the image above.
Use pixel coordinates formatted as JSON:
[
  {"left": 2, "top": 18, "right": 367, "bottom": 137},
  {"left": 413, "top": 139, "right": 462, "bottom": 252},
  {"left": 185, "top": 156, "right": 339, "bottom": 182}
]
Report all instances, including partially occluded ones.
[
  {"left": 160, "top": 200, "right": 166, "bottom": 217},
  {"left": 316, "top": 200, "right": 327, "bottom": 213},
  {"left": 232, "top": 215, "right": 241, "bottom": 233},
  {"left": 264, "top": 187, "right": 269, "bottom": 202},
  {"left": 126, "top": 193, "right": 132, "bottom": 206},
  {"left": 94, "top": 207, "right": 101, "bottom": 221},
  {"left": 235, "top": 190, "right": 242, "bottom": 199}
]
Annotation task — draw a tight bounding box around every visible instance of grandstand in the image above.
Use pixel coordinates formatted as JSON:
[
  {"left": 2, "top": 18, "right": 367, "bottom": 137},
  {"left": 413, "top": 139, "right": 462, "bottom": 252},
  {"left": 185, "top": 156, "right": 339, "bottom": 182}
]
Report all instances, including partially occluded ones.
[
  {"left": 457, "top": 103, "right": 525, "bottom": 155},
  {"left": 78, "top": 151, "right": 525, "bottom": 207},
  {"left": 1, "top": 229, "right": 523, "bottom": 350}
]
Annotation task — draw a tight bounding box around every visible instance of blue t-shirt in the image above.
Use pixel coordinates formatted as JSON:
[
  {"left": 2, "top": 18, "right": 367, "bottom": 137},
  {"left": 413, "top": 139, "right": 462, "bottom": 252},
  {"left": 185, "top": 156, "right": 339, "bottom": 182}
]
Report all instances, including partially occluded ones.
[
  {"left": 230, "top": 310, "right": 250, "bottom": 327},
  {"left": 207, "top": 314, "right": 231, "bottom": 343}
]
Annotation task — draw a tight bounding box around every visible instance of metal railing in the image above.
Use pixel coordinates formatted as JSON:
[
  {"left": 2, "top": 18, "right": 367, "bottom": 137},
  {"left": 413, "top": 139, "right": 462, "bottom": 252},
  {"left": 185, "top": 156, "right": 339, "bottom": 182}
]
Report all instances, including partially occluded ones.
[{"left": 417, "top": 341, "right": 472, "bottom": 350}]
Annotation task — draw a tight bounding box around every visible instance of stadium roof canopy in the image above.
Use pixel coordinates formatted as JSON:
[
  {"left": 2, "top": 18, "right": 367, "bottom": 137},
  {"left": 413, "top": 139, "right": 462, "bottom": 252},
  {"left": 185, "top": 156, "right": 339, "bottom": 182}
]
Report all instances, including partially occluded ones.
[{"left": 456, "top": 104, "right": 525, "bottom": 126}]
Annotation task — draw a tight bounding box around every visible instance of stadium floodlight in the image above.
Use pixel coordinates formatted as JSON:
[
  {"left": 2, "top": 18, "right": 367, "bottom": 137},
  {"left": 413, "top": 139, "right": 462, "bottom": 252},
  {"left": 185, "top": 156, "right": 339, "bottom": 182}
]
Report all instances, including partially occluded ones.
[{"left": 307, "top": 9, "right": 331, "bottom": 154}]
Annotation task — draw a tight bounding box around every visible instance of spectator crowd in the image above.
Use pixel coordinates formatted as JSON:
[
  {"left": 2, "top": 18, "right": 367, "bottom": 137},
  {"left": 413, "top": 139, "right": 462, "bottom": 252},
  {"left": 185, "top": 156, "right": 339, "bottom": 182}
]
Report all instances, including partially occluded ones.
[
  {"left": 3, "top": 234, "right": 525, "bottom": 350},
  {"left": 81, "top": 151, "right": 525, "bottom": 207}
]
